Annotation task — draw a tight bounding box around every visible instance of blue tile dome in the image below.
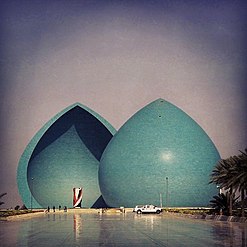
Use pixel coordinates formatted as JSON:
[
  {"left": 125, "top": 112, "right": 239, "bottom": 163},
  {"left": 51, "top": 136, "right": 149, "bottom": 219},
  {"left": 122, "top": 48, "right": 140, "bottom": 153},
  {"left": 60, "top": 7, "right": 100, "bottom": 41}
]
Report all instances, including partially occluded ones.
[
  {"left": 17, "top": 103, "right": 116, "bottom": 208},
  {"left": 99, "top": 99, "right": 220, "bottom": 207}
]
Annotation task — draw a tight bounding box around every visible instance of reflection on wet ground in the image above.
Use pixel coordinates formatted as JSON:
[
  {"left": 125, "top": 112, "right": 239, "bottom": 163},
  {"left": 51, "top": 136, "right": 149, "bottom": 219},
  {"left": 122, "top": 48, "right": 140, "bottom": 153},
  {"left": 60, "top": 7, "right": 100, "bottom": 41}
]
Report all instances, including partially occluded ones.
[{"left": 0, "top": 211, "right": 246, "bottom": 246}]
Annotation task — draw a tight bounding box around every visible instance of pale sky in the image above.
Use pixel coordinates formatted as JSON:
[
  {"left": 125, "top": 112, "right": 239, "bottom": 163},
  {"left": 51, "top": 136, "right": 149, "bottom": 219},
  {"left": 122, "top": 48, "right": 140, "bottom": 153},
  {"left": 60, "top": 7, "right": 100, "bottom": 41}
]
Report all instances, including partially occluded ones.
[{"left": 0, "top": 0, "right": 246, "bottom": 208}]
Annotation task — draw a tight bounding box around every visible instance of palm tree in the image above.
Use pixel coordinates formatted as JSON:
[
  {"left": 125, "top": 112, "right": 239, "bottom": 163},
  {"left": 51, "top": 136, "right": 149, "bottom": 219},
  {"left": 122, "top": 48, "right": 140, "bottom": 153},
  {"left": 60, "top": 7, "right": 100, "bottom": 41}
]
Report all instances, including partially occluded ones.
[
  {"left": 210, "top": 192, "right": 238, "bottom": 215},
  {"left": 210, "top": 158, "right": 236, "bottom": 215},
  {"left": 210, "top": 149, "right": 247, "bottom": 217},
  {"left": 210, "top": 193, "right": 228, "bottom": 215},
  {"left": 226, "top": 151, "right": 247, "bottom": 217},
  {"left": 235, "top": 149, "right": 247, "bottom": 217},
  {"left": 0, "top": 192, "right": 7, "bottom": 206}
]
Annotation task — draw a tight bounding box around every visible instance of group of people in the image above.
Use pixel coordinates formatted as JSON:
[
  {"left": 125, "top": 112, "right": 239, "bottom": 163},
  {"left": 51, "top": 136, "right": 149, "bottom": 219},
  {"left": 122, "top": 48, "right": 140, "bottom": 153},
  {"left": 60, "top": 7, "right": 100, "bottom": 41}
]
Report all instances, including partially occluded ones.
[{"left": 45, "top": 205, "right": 67, "bottom": 213}]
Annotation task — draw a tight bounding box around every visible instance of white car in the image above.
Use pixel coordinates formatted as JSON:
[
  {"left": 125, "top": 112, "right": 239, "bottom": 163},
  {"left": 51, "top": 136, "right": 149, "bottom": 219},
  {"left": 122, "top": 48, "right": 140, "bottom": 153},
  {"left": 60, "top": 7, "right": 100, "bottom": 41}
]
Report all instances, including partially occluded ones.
[{"left": 133, "top": 205, "right": 162, "bottom": 214}]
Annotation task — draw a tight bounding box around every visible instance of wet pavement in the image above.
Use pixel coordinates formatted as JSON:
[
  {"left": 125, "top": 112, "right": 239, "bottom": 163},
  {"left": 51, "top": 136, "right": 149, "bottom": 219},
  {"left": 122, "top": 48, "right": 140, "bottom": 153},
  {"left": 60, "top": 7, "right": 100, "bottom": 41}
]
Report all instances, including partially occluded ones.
[{"left": 0, "top": 210, "right": 246, "bottom": 246}]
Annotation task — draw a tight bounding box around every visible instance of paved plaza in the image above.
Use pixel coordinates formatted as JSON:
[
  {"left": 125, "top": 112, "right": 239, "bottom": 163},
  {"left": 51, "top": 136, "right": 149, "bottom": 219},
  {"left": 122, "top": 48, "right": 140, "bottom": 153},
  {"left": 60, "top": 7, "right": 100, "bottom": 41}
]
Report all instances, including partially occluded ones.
[{"left": 1, "top": 210, "right": 246, "bottom": 246}]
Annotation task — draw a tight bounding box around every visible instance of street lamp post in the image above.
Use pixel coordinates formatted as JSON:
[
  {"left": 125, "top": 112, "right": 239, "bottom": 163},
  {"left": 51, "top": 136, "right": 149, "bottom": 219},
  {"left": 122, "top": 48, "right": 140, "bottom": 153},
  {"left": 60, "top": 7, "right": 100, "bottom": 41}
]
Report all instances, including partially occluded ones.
[
  {"left": 166, "top": 177, "right": 169, "bottom": 208},
  {"left": 159, "top": 193, "right": 163, "bottom": 208}
]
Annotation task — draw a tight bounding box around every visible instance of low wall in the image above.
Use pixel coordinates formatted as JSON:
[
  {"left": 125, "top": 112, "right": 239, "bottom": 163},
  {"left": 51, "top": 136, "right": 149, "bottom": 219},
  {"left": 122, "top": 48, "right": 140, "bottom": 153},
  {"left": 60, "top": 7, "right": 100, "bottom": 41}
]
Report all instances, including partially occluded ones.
[{"left": 172, "top": 212, "right": 247, "bottom": 223}]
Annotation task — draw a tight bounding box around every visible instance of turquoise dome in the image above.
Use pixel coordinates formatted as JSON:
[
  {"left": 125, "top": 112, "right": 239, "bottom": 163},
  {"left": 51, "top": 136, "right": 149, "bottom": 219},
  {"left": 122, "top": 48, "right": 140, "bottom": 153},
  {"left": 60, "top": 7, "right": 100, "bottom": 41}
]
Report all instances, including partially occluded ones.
[
  {"left": 99, "top": 99, "right": 220, "bottom": 207},
  {"left": 17, "top": 103, "right": 116, "bottom": 208}
]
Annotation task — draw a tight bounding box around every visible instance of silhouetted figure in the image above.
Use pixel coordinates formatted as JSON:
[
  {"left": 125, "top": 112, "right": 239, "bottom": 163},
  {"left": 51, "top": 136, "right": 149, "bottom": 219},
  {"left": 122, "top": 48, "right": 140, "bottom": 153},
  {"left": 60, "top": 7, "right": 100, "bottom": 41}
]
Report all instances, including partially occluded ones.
[
  {"left": 59, "top": 205, "right": 61, "bottom": 211},
  {"left": 64, "top": 206, "right": 67, "bottom": 212},
  {"left": 53, "top": 206, "right": 55, "bottom": 212},
  {"left": 47, "top": 206, "right": 50, "bottom": 212}
]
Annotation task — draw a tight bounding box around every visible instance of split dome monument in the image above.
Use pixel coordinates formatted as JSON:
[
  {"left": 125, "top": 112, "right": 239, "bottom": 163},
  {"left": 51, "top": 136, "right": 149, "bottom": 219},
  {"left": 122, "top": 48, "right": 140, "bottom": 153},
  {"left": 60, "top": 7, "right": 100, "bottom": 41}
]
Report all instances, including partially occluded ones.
[{"left": 17, "top": 99, "right": 220, "bottom": 208}]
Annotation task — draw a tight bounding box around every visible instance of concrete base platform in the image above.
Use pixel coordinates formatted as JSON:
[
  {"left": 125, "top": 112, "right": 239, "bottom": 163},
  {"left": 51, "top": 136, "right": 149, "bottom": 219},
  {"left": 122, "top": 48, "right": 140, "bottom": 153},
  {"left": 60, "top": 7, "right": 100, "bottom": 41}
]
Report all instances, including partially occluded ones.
[{"left": 1, "top": 210, "right": 246, "bottom": 246}]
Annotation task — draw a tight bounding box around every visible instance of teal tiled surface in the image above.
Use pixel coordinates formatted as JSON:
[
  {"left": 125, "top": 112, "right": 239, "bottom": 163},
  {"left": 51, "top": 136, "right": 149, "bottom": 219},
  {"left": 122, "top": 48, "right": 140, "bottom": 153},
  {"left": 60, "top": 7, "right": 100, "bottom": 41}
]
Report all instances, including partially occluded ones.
[
  {"left": 17, "top": 103, "right": 116, "bottom": 208},
  {"left": 17, "top": 99, "right": 220, "bottom": 209},
  {"left": 99, "top": 99, "right": 220, "bottom": 207}
]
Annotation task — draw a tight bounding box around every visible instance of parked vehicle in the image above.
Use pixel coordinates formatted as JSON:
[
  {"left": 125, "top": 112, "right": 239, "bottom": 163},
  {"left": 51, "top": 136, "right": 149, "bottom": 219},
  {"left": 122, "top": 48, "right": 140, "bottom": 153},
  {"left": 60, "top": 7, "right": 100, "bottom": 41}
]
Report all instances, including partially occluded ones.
[{"left": 133, "top": 204, "right": 162, "bottom": 214}]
